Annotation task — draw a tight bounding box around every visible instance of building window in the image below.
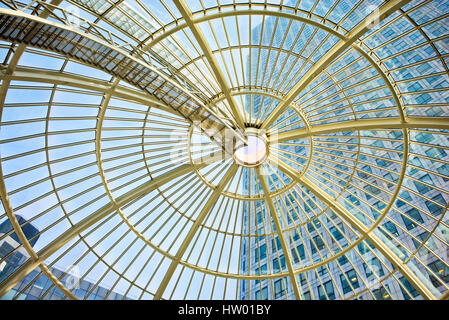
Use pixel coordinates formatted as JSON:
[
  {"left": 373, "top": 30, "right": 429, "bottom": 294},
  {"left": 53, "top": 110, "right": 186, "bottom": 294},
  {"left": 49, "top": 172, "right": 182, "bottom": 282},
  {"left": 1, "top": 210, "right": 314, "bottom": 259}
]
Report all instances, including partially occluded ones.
[
  {"left": 289, "top": 209, "right": 299, "bottom": 222},
  {"left": 291, "top": 248, "right": 299, "bottom": 264},
  {"left": 299, "top": 273, "right": 307, "bottom": 286},
  {"left": 427, "top": 260, "right": 449, "bottom": 287},
  {"left": 396, "top": 190, "right": 413, "bottom": 207},
  {"left": 364, "top": 184, "right": 381, "bottom": 196},
  {"left": 437, "top": 165, "right": 449, "bottom": 181},
  {"left": 297, "top": 244, "right": 305, "bottom": 260},
  {"left": 257, "top": 226, "right": 264, "bottom": 241},
  {"left": 271, "top": 237, "right": 281, "bottom": 253},
  {"left": 256, "top": 211, "right": 263, "bottom": 224},
  {"left": 330, "top": 223, "right": 344, "bottom": 241},
  {"left": 317, "top": 265, "right": 327, "bottom": 277},
  {"left": 412, "top": 231, "right": 438, "bottom": 256},
  {"left": 272, "top": 255, "right": 286, "bottom": 272},
  {"left": 286, "top": 212, "right": 292, "bottom": 225},
  {"left": 425, "top": 194, "right": 446, "bottom": 217},
  {"left": 413, "top": 180, "right": 431, "bottom": 194},
  {"left": 260, "top": 244, "right": 266, "bottom": 261},
  {"left": 383, "top": 221, "right": 399, "bottom": 237},
  {"left": 307, "top": 219, "right": 321, "bottom": 233},
  {"left": 425, "top": 147, "right": 447, "bottom": 159},
  {"left": 302, "top": 291, "right": 311, "bottom": 300},
  {"left": 340, "top": 269, "right": 360, "bottom": 294},
  {"left": 357, "top": 242, "right": 369, "bottom": 255},
  {"left": 254, "top": 243, "right": 266, "bottom": 263},
  {"left": 255, "top": 264, "right": 267, "bottom": 285},
  {"left": 307, "top": 222, "right": 314, "bottom": 233},
  {"left": 292, "top": 229, "right": 300, "bottom": 241},
  {"left": 337, "top": 255, "right": 348, "bottom": 266}
]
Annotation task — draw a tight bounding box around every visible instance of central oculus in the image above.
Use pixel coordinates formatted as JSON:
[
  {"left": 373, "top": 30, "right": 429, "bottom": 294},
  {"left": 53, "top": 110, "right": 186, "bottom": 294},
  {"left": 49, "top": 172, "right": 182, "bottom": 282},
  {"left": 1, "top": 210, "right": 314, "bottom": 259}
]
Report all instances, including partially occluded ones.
[{"left": 233, "top": 128, "right": 268, "bottom": 167}]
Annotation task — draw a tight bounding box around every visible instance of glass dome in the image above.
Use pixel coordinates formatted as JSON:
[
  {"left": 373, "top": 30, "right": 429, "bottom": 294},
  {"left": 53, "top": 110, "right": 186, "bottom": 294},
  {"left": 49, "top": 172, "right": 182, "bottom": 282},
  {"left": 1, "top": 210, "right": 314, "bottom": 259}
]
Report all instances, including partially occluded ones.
[{"left": 0, "top": 0, "right": 448, "bottom": 300}]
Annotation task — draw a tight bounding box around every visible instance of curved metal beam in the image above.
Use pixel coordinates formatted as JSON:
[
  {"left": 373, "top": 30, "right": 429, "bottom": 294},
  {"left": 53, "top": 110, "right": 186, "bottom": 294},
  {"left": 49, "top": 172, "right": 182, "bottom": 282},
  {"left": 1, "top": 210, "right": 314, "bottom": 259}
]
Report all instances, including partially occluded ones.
[
  {"left": 153, "top": 162, "right": 238, "bottom": 300},
  {"left": 0, "top": 161, "right": 208, "bottom": 298},
  {"left": 261, "top": 0, "right": 412, "bottom": 129},
  {"left": 274, "top": 159, "right": 436, "bottom": 300},
  {"left": 272, "top": 117, "right": 449, "bottom": 143},
  {"left": 256, "top": 167, "right": 301, "bottom": 300}
]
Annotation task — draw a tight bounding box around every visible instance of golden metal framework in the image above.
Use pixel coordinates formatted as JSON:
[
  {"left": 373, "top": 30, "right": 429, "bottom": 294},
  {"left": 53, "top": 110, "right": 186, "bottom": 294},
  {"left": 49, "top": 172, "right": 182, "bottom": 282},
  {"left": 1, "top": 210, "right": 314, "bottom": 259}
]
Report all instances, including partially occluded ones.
[{"left": 0, "top": 0, "right": 448, "bottom": 300}]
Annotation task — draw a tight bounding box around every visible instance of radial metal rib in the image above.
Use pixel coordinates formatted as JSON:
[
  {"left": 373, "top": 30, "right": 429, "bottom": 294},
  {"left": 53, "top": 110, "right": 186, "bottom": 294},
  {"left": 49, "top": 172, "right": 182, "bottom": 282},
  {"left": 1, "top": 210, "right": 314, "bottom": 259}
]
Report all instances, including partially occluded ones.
[{"left": 0, "top": 0, "right": 81, "bottom": 301}]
